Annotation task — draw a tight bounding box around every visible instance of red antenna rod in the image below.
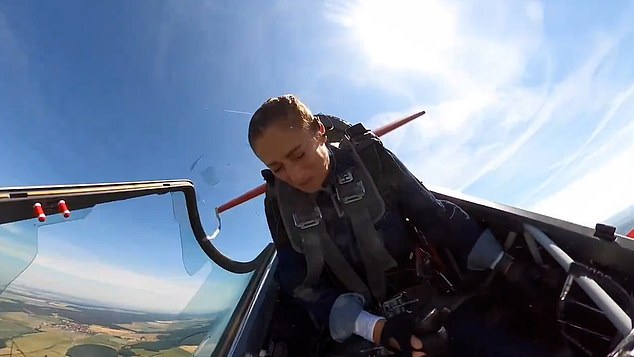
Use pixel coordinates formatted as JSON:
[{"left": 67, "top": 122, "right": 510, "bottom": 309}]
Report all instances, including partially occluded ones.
[{"left": 216, "top": 110, "right": 426, "bottom": 214}]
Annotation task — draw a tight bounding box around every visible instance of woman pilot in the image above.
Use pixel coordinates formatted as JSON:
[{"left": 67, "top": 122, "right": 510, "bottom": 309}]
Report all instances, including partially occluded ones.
[{"left": 247, "top": 94, "right": 528, "bottom": 356}]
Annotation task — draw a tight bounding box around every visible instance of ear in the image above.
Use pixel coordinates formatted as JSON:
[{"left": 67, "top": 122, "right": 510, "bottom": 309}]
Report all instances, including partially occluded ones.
[{"left": 316, "top": 120, "right": 326, "bottom": 141}]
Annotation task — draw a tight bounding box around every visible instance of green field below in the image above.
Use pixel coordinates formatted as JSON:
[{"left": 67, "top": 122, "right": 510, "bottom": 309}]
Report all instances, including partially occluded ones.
[
  {"left": 9, "top": 330, "right": 75, "bottom": 356},
  {"left": 154, "top": 347, "right": 192, "bottom": 356},
  {"left": 78, "top": 334, "right": 125, "bottom": 349},
  {"left": 0, "top": 319, "right": 34, "bottom": 340},
  {"left": 122, "top": 346, "right": 192, "bottom": 357},
  {"left": 0, "top": 302, "right": 212, "bottom": 356},
  {"left": 66, "top": 344, "right": 118, "bottom": 357}
]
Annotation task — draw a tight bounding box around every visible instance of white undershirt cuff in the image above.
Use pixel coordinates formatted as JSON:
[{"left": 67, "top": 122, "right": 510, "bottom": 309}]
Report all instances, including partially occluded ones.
[{"left": 353, "top": 310, "right": 385, "bottom": 342}]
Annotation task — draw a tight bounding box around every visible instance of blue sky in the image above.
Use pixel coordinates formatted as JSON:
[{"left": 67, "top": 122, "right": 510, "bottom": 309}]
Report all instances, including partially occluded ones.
[{"left": 2, "top": 0, "right": 634, "bottom": 312}]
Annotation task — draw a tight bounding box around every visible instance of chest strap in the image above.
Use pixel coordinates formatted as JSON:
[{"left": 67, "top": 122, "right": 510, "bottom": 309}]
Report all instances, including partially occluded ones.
[
  {"left": 275, "top": 181, "right": 371, "bottom": 301},
  {"left": 273, "top": 138, "right": 397, "bottom": 302}
]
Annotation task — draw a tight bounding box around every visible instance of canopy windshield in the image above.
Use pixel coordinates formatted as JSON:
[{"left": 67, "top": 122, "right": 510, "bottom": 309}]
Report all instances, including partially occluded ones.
[{"left": 0, "top": 182, "right": 264, "bottom": 357}]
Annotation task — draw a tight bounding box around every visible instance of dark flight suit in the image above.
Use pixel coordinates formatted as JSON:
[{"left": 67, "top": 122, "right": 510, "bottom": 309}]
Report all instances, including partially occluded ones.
[
  {"left": 263, "top": 138, "right": 492, "bottom": 322},
  {"left": 262, "top": 130, "right": 543, "bottom": 355}
]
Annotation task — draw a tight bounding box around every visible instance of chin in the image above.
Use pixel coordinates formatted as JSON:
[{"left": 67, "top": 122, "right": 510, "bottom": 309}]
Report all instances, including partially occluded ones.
[
  {"left": 296, "top": 185, "right": 320, "bottom": 194},
  {"left": 293, "top": 180, "right": 322, "bottom": 193},
  {"left": 290, "top": 175, "right": 327, "bottom": 193}
]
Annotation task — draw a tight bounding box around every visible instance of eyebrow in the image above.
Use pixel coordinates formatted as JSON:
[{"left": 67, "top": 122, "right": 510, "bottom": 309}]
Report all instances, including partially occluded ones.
[{"left": 266, "top": 144, "right": 301, "bottom": 167}]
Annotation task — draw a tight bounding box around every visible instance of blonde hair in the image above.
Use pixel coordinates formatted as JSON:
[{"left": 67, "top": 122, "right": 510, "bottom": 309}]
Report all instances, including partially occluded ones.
[{"left": 248, "top": 94, "right": 318, "bottom": 148}]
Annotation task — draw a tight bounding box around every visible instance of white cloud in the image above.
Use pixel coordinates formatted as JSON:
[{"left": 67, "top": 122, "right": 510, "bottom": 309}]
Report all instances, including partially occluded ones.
[
  {"left": 326, "top": 0, "right": 459, "bottom": 75},
  {"left": 520, "top": 82, "right": 634, "bottom": 202},
  {"left": 327, "top": 0, "right": 543, "bottom": 92},
  {"left": 0, "top": 220, "right": 38, "bottom": 291},
  {"left": 324, "top": 0, "right": 546, "bottom": 188},
  {"left": 453, "top": 37, "right": 623, "bottom": 192},
  {"left": 0, "top": 220, "right": 36, "bottom": 260},
  {"left": 525, "top": 1, "right": 543, "bottom": 24},
  {"left": 530, "top": 139, "right": 634, "bottom": 227},
  {"left": 9, "top": 240, "right": 247, "bottom": 314},
  {"left": 324, "top": 0, "right": 634, "bottom": 224}
]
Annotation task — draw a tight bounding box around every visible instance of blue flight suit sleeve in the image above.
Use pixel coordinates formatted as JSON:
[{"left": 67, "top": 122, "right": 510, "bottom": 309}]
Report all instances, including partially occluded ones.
[
  {"left": 264, "top": 193, "right": 340, "bottom": 328},
  {"left": 375, "top": 146, "right": 487, "bottom": 270}
]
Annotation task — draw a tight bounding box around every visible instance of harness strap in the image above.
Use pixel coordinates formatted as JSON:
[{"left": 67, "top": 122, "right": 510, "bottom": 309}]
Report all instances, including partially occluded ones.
[
  {"left": 294, "top": 228, "right": 372, "bottom": 302},
  {"left": 268, "top": 121, "right": 400, "bottom": 304},
  {"left": 340, "top": 130, "right": 397, "bottom": 302},
  {"left": 351, "top": 209, "right": 395, "bottom": 301},
  {"left": 296, "top": 230, "right": 324, "bottom": 300},
  {"left": 320, "top": 229, "right": 371, "bottom": 298},
  {"left": 274, "top": 174, "right": 373, "bottom": 302}
]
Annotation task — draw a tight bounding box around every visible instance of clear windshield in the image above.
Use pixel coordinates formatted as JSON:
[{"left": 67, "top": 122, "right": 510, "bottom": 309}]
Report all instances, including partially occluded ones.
[{"left": 0, "top": 192, "right": 253, "bottom": 356}]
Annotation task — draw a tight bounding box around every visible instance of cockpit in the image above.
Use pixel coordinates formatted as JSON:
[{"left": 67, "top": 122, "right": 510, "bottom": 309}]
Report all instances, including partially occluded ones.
[{"left": 2, "top": 180, "right": 634, "bottom": 356}]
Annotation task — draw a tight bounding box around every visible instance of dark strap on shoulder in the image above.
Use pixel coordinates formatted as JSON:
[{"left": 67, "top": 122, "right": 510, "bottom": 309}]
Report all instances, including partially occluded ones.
[
  {"left": 316, "top": 113, "right": 353, "bottom": 144},
  {"left": 344, "top": 123, "right": 399, "bottom": 197},
  {"left": 265, "top": 122, "right": 400, "bottom": 304},
  {"left": 338, "top": 139, "right": 397, "bottom": 301},
  {"left": 346, "top": 123, "right": 377, "bottom": 149},
  {"left": 294, "top": 228, "right": 372, "bottom": 302}
]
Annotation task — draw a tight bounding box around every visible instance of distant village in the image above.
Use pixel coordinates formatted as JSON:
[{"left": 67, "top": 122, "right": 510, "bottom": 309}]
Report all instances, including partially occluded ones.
[
  {"left": 44, "top": 320, "right": 95, "bottom": 335},
  {"left": 41, "top": 319, "right": 150, "bottom": 342}
]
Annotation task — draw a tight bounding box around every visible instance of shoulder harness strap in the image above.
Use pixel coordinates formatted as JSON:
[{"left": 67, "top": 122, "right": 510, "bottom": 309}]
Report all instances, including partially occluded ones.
[
  {"left": 315, "top": 113, "right": 353, "bottom": 144},
  {"left": 269, "top": 122, "right": 398, "bottom": 303},
  {"left": 273, "top": 180, "right": 372, "bottom": 302},
  {"left": 339, "top": 124, "right": 398, "bottom": 301}
]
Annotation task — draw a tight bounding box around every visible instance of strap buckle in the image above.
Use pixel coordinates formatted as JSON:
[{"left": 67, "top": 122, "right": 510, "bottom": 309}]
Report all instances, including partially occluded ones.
[
  {"left": 336, "top": 181, "right": 366, "bottom": 204},
  {"left": 292, "top": 206, "right": 322, "bottom": 229},
  {"left": 337, "top": 170, "right": 354, "bottom": 184}
]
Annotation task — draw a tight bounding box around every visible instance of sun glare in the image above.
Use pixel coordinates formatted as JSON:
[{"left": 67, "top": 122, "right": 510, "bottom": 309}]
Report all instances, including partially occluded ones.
[{"left": 330, "top": 0, "right": 458, "bottom": 73}]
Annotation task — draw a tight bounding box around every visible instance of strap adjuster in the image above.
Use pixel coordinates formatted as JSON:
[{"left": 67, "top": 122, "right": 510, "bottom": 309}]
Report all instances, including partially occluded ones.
[
  {"left": 336, "top": 181, "right": 366, "bottom": 204},
  {"left": 292, "top": 207, "right": 322, "bottom": 229},
  {"left": 337, "top": 170, "right": 354, "bottom": 184},
  {"left": 345, "top": 123, "right": 368, "bottom": 140}
]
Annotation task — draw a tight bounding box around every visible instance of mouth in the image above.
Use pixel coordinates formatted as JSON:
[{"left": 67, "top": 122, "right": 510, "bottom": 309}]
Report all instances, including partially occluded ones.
[{"left": 298, "top": 178, "right": 314, "bottom": 189}]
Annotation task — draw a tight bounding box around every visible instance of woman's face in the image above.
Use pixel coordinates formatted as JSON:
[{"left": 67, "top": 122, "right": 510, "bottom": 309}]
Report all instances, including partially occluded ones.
[{"left": 253, "top": 120, "right": 330, "bottom": 193}]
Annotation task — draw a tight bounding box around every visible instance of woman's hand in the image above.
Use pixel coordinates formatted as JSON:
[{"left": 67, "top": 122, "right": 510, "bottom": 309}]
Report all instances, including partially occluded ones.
[{"left": 373, "top": 315, "right": 426, "bottom": 356}]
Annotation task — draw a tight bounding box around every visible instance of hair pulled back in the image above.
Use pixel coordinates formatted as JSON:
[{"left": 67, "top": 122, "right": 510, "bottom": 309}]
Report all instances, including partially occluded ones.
[{"left": 248, "top": 94, "right": 318, "bottom": 149}]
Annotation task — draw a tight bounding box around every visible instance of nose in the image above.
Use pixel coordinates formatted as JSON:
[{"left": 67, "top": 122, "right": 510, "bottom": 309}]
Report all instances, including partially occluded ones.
[{"left": 287, "top": 163, "right": 309, "bottom": 186}]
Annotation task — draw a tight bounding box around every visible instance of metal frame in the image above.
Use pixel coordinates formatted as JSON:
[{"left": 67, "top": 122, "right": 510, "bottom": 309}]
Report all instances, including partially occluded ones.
[
  {"left": 0, "top": 179, "right": 269, "bottom": 274},
  {"left": 430, "top": 186, "right": 634, "bottom": 276}
]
